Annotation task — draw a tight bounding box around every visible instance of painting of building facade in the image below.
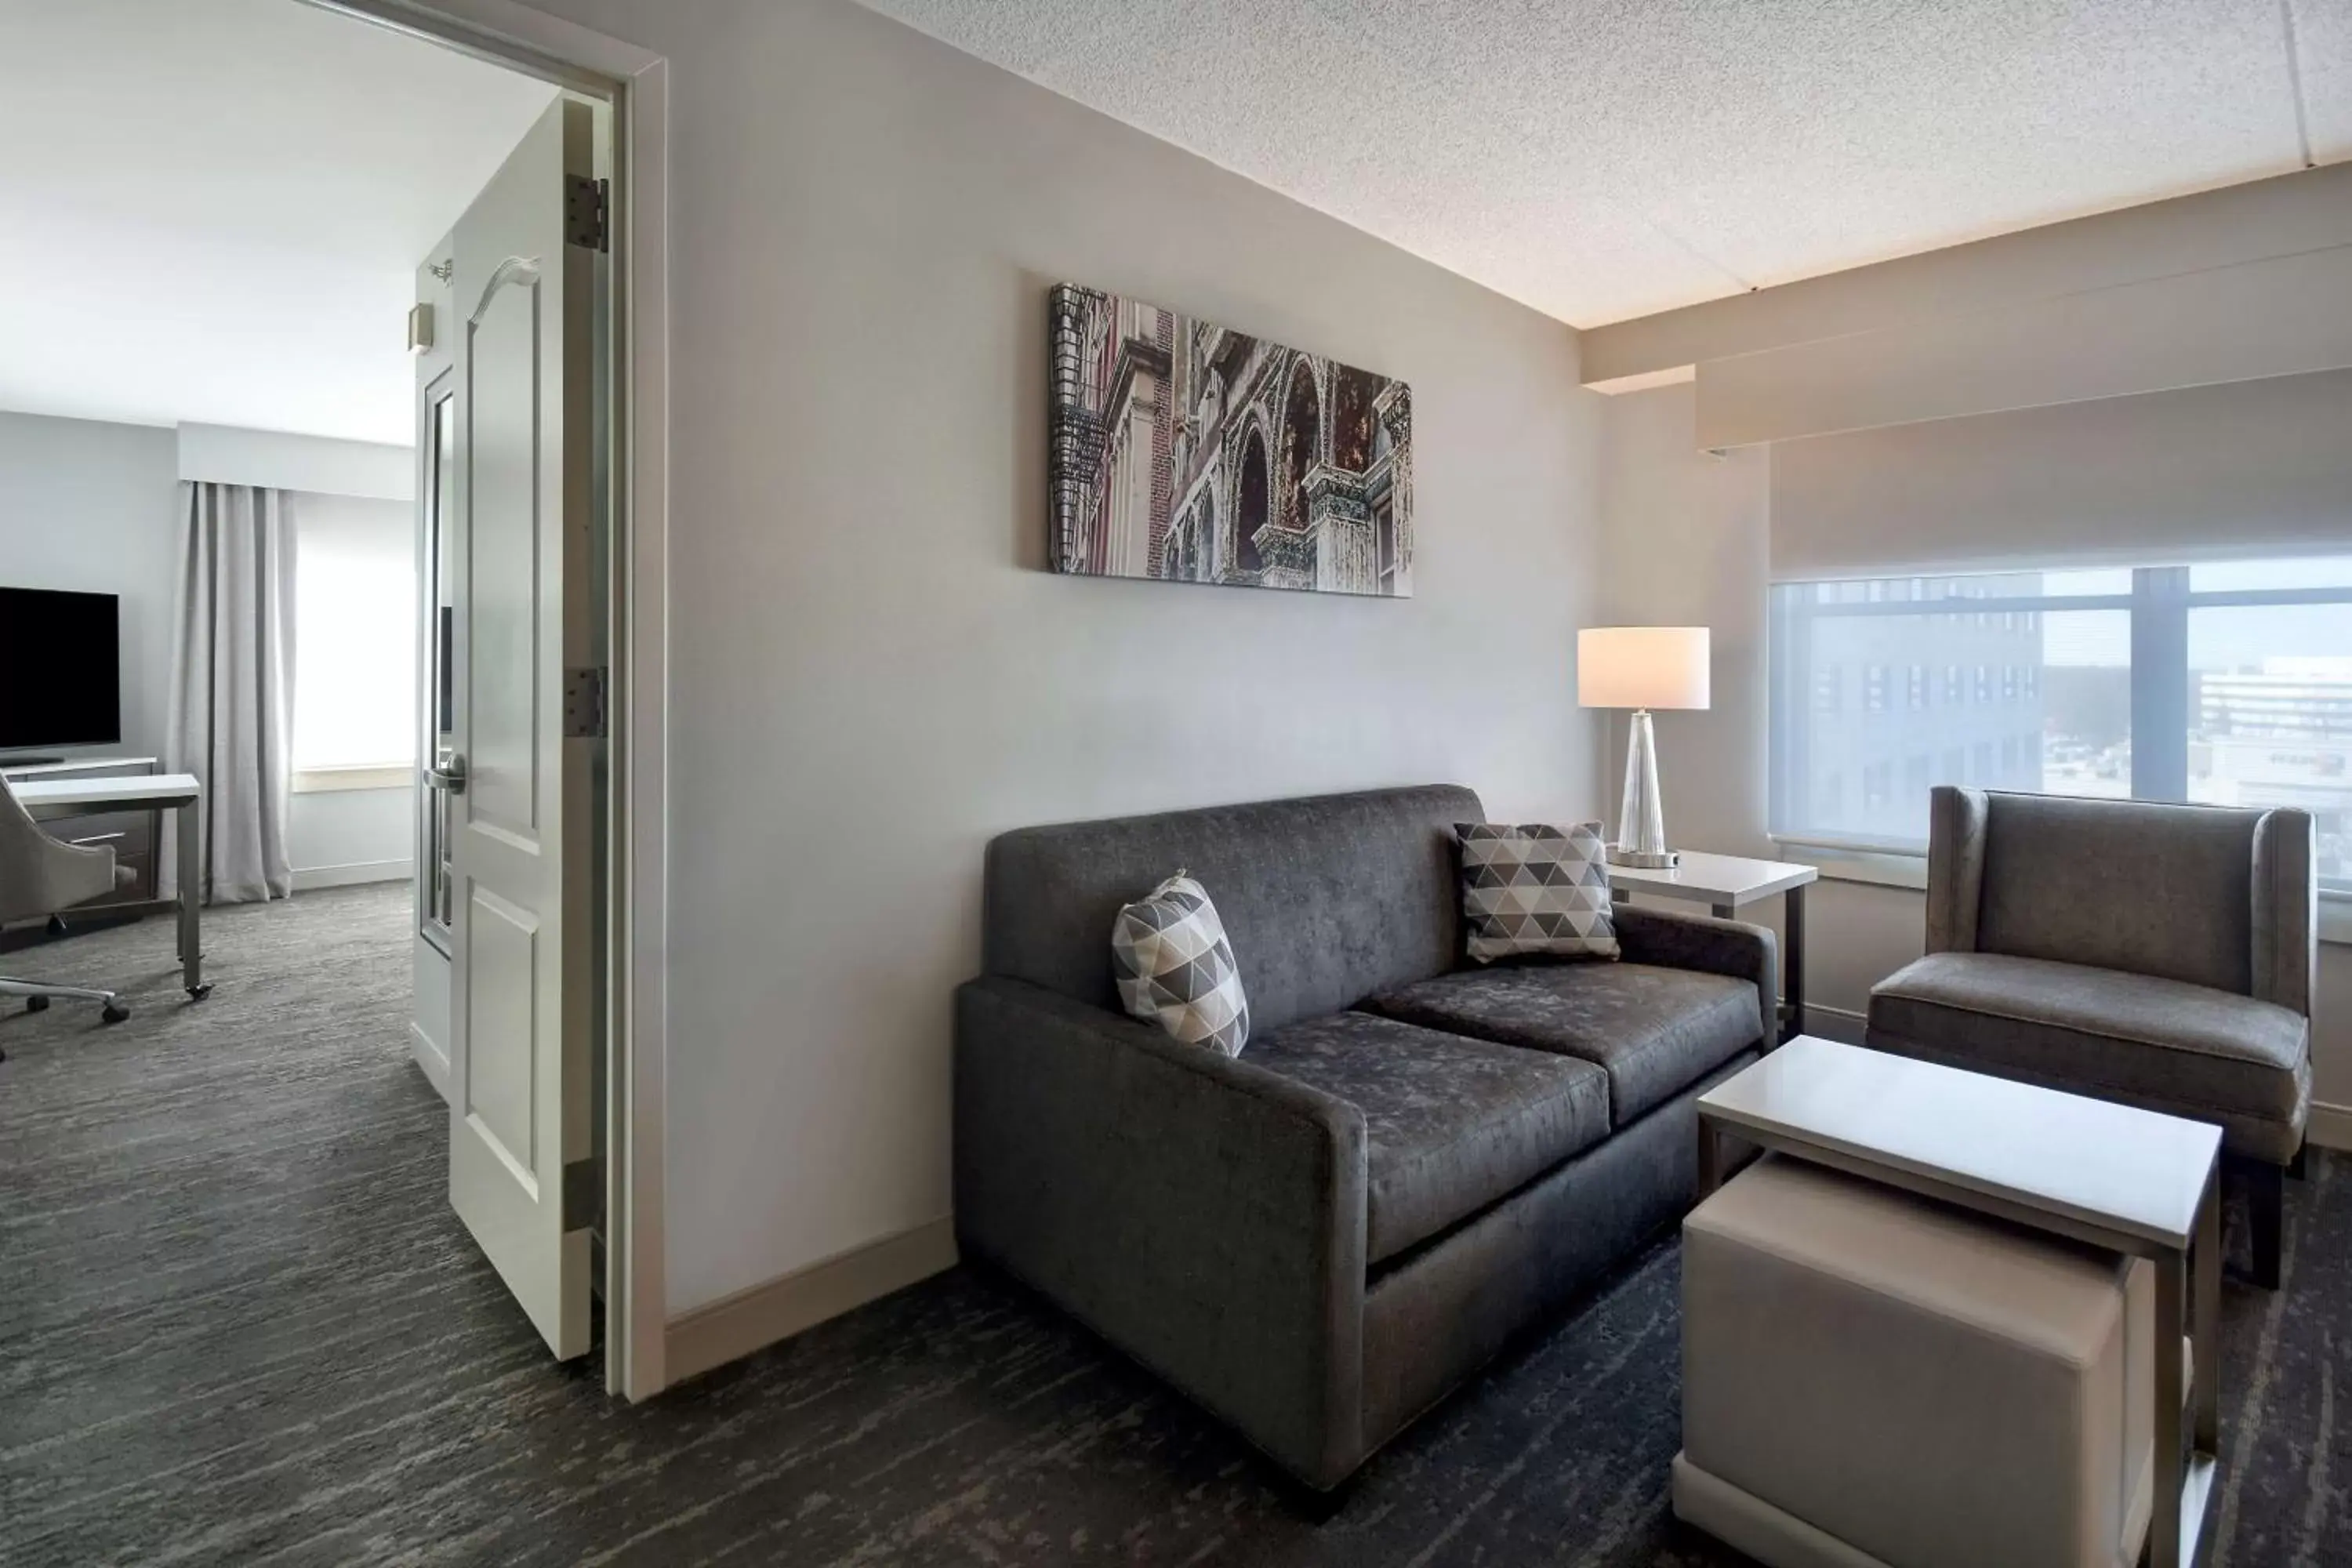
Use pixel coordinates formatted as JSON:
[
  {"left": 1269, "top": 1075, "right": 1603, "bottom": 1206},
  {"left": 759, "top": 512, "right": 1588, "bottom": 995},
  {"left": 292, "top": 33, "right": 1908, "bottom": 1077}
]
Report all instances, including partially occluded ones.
[{"left": 1048, "top": 284, "right": 1414, "bottom": 597}]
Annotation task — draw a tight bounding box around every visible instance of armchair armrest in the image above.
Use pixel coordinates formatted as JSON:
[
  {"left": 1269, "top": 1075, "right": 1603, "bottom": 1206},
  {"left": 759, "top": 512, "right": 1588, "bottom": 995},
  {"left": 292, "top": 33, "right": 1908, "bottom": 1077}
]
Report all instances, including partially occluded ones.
[
  {"left": 953, "top": 975, "right": 1368, "bottom": 1487},
  {"left": 2252, "top": 807, "right": 2318, "bottom": 1018},
  {"left": 0, "top": 787, "right": 119, "bottom": 919},
  {"left": 1612, "top": 904, "right": 1779, "bottom": 1033}
]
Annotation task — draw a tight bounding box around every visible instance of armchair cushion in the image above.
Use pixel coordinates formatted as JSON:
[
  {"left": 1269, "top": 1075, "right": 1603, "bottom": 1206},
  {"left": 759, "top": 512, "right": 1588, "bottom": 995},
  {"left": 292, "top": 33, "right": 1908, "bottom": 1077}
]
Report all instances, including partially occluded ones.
[
  {"left": 1365, "top": 962, "right": 1762, "bottom": 1127},
  {"left": 1867, "top": 951, "right": 2310, "bottom": 1163},
  {"left": 1247, "top": 1011, "right": 1610, "bottom": 1265}
]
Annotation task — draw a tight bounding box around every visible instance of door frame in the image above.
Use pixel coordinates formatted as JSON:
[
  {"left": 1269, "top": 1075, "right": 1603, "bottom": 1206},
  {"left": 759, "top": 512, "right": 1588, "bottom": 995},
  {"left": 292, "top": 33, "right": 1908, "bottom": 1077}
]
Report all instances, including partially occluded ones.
[{"left": 310, "top": 0, "right": 671, "bottom": 1402}]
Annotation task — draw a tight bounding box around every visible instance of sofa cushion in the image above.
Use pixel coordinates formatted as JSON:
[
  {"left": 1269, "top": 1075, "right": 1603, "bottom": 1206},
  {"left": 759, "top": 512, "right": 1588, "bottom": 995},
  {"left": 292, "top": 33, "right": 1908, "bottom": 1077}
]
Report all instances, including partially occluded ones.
[
  {"left": 1454, "top": 821, "right": 1619, "bottom": 962},
  {"left": 982, "top": 786, "right": 1478, "bottom": 1036},
  {"left": 1973, "top": 792, "right": 2263, "bottom": 996},
  {"left": 1111, "top": 872, "right": 1250, "bottom": 1056},
  {"left": 1244, "top": 1011, "right": 1610, "bottom": 1265},
  {"left": 1867, "top": 951, "right": 2310, "bottom": 1162},
  {"left": 1366, "top": 963, "right": 1762, "bottom": 1127}
]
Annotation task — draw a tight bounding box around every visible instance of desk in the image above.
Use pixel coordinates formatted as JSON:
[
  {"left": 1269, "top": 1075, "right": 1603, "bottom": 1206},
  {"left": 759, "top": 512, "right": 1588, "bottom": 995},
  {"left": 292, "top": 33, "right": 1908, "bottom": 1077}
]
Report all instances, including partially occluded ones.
[
  {"left": 13, "top": 773, "right": 210, "bottom": 999},
  {"left": 1607, "top": 851, "right": 1815, "bottom": 1041}
]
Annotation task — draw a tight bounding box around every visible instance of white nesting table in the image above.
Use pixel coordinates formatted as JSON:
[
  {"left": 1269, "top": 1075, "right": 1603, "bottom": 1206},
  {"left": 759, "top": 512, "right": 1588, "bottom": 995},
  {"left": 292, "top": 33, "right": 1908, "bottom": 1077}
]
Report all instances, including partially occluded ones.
[
  {"left": 14, "top": 772, "right": 211, "bottom": 1000},
  {"left": 1607, "top": 851, "right": 1815, "bottom": 1040},
  {"left": 1696, "top": 1036, "right": 2223, "bottom": 1568}
]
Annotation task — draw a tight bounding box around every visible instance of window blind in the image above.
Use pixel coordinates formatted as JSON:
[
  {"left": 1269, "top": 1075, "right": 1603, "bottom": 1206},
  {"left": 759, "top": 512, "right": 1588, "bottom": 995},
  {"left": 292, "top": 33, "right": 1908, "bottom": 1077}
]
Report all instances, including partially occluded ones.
[{"left": 1768, "top": 368, "right": 2352, "bottom": 581}]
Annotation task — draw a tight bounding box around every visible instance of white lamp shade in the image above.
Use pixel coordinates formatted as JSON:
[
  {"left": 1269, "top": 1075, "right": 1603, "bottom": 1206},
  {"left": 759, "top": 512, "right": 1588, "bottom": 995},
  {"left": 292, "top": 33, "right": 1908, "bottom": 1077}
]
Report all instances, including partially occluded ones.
[{"left": 1577, "top": 626, "right": 1711, "bottom": 710}]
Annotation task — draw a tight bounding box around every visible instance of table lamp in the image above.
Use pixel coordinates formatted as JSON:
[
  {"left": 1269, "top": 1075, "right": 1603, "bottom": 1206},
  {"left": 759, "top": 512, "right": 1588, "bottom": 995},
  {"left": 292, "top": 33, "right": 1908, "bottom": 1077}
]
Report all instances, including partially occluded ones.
[{"left": 1577, "top": 626, "right": 1710, "bottom": 868}]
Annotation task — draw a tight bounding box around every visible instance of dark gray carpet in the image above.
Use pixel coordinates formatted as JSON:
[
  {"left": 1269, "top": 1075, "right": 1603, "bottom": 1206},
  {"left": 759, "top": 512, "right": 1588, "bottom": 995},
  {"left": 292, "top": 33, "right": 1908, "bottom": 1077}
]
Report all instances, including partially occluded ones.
[{"left": 2, "top": 884, "right": 2345, "bottom": 1565}]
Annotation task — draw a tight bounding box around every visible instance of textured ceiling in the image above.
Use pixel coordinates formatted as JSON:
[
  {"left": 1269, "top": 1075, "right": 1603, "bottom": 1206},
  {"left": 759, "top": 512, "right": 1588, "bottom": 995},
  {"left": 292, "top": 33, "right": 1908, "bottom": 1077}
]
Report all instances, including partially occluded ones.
[
  {"left": 0, "top": 0, "right": 556, "bottom": 442},
  {"left": 858, "top": 0, "right": 2347, "bottom": 328}
]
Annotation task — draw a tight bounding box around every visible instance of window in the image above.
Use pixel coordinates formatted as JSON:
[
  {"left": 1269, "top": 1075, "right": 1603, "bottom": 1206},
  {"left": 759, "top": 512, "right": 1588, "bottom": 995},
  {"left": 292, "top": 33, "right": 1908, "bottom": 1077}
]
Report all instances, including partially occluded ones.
[
  {"left": 1864, "top": 665, "right": 1889, "bottom": 712},
  {"left": 1771, "top": 558, "right": 2352, "bottom": 891},
  {"left": 292, "top": 494, "right": 416, "bottom": 775},
  {"left": 1905, "top": 666, "right": 1929, "bottom": 710}
]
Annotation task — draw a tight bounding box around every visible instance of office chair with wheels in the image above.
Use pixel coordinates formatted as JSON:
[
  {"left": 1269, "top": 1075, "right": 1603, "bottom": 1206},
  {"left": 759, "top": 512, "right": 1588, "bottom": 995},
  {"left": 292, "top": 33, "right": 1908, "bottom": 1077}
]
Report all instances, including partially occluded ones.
[{"left": 1, "top": 771, "right": 136, "bottom": 1030}]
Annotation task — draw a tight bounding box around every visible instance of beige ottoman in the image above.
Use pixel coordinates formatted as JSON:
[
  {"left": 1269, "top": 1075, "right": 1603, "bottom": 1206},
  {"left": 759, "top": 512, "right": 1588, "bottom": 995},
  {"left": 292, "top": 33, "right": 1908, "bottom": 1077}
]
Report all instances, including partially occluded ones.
[{"left": 1675, "top": 1156, "right": 2156, "bottom": 1568}]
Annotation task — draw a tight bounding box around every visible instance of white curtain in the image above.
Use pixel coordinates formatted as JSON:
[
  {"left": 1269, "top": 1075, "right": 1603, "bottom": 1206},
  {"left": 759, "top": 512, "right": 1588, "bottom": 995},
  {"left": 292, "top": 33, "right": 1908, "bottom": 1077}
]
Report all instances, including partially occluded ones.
[{"left": 163, "top": 482, "right": 296, "bottom": 904}]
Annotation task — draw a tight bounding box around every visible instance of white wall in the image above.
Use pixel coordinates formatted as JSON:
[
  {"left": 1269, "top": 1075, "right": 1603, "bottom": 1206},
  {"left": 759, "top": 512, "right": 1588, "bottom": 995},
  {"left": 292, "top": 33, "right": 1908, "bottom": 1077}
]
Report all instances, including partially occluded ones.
[
  {"left": 0, "top": 412, "right": 181, "bottom": 760},
  {"left": 520, "top": 0, "right": 1610, "bottom": 1317},
  {"left": 287, "top": 786, "right": 415, "bottom": 884},
  {"left": 1598, "top": 381, "right": 2352, "bottom": 1109},
  {"left": 181, "top": 423, "right": 413, "bottom": 503},
  {"left": 0, "top": 408, "right": 415, "bottom": 885}
]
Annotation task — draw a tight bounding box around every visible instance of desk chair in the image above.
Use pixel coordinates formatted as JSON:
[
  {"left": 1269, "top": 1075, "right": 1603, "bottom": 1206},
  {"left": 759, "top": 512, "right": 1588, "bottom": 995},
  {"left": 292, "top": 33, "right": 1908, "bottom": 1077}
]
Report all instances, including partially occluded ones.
[{"left": 1, "top": 772, "right": 135, "bottom": 1034}]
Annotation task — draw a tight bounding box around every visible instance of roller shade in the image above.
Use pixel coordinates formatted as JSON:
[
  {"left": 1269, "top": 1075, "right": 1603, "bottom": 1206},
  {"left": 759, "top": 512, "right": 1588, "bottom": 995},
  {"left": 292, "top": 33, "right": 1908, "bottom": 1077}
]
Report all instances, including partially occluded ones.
[{"left": 1769, "top": 368, "right": 2352, "bottom": 581}]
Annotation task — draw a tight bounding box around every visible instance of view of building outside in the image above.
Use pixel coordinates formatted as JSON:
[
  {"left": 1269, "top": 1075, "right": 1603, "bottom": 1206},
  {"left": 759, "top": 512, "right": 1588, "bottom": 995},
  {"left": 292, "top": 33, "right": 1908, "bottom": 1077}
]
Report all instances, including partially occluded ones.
[
  {"left": 2187, "top": 559, "right": 2352, "bottom": 890},
  {"left": 1771, "top": 572, "right": 2129, "bottom": 846},
  {"left": 1771, "top": 558, "right": 2352, "bottom": 889}
]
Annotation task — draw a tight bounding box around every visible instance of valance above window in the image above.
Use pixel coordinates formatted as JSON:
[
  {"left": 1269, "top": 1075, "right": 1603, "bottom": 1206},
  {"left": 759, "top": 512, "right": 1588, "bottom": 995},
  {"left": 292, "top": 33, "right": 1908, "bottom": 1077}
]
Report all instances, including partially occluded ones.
[{"left": 1769, "top": 368, "right": 2352, "bottom": 582}]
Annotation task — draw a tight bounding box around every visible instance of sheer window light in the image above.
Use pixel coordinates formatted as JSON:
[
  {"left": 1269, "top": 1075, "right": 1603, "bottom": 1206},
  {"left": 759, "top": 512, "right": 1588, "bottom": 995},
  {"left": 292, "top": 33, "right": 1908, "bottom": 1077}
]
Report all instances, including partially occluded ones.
[
  {"left": 292, "top": 493, "right": 415, "bottom": 771},
  {"left": 1769, "top": 555, "right": 2352, "bottom": 892}
]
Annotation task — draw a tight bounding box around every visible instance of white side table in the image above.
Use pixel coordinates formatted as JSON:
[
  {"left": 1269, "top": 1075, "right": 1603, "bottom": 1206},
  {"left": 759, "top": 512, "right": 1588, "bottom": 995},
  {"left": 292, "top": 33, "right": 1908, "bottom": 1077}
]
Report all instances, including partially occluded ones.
[{"left": 1606, "top": 851, "right": 1817, "bottom": 1041}]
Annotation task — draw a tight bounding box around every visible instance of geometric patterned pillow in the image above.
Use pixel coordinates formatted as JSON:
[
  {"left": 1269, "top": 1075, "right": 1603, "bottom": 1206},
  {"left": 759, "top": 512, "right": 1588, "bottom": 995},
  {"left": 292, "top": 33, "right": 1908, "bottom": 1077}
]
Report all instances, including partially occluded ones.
[
  {"left": 1454, "top": 822, "right": 1620, "bottom": 964},
  {"left": 1111, "top": 871, "right": 1250, "bottom": 1057}
]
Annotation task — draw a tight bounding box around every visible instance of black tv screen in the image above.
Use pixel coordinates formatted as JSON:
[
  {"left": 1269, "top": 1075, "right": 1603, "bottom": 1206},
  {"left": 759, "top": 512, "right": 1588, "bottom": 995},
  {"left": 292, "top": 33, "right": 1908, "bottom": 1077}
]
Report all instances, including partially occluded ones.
[{"left": 0, "top": 587, "right": 122, "bottom": 750}]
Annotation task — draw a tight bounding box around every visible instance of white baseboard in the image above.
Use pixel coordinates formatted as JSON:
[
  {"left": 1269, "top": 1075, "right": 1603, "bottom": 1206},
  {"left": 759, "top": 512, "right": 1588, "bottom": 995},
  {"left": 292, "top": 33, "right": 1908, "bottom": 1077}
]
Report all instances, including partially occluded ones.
[
  {"left": 663, "top": 1216, "right": 959, "bottom": 1385},
  {"left": 407, "top": 1020, "right": 451, "bottom": 1103},
  {"left": 293, "top": 859, "right": 412, "bottom": 891},
  {"left": 2308, "top": 1102, "right": 2352, "bottom": 1153}
]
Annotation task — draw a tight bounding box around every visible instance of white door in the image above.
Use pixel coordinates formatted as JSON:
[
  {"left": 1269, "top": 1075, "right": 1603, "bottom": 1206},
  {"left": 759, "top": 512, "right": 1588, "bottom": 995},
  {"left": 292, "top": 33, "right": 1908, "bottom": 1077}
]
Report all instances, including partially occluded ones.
[{"left": 426, "top": 96, "right": 601, "bottom": 1360}]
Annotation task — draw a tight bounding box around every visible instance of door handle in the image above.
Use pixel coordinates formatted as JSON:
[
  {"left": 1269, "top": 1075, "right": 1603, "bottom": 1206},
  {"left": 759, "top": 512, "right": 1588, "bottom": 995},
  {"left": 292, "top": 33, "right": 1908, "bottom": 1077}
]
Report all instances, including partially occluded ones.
[{"left": 425, "top": 753, "right": 468, "bottom": 794}]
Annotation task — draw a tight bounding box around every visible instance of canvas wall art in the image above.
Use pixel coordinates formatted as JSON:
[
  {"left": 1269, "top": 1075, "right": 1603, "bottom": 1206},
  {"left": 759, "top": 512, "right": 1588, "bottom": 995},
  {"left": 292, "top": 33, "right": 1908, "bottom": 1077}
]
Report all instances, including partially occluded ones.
[{"left": 1048, "top": 284, "right": 1414, "bottom": 597}]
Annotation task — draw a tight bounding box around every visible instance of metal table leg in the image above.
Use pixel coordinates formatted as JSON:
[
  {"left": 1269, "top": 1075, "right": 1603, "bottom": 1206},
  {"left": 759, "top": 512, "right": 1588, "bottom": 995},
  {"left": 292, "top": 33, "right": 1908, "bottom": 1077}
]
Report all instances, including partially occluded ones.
[
  {"left": 178, "top": 799, "right": 209, "bottom": 1000},
  {"left": 1783, "top": 883, "right": 1806, "bottom": 1043},
  {"left": 2194, "top": 1170, "right": 2220, "bottom": 1450},
  {"left": 2151, "top": 1247, "right": 2183, "bottom": 1567},
  {"left": 2148, "top": 1165, "right": 2222, "bottom": 1567}
]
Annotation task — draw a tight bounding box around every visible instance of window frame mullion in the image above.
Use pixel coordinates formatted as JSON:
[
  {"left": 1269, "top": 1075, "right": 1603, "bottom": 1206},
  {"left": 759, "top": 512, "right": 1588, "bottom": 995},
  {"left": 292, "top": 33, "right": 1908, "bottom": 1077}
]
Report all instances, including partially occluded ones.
[{"left": 2129, "top": 565, "right": 2191, "bottom": 803}]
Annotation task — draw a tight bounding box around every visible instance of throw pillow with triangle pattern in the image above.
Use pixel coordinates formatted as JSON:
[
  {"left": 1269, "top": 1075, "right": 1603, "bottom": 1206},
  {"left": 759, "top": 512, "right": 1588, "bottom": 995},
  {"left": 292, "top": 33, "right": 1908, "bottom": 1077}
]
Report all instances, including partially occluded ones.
[
  {"left": 1110, "top": 871, "right": 1251, "bottom": 1057},
  {"left": 1454, "top": 822, "right": 1620, "bottom": 963}
]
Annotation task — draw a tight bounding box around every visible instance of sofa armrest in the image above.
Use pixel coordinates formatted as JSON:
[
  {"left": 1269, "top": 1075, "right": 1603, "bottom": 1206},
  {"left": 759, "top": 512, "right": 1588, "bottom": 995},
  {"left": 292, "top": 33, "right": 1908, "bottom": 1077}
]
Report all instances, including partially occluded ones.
[
  {"left": 1613, "top": 904, "right": 1779, "bottom": 1033},
  {"left": 2252, "top": 808, "right": 2318, "bottom": 1018},
  {"left": 1926, "top": 785, "right": 1990, "bottom": 954},
  {"left": 953, "top": 975, "right": 1369, "bottom": 1487}
]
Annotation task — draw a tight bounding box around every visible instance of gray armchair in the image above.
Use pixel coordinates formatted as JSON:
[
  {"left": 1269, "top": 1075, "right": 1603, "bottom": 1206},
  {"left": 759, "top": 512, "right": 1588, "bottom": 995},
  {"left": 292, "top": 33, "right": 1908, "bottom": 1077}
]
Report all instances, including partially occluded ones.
[
  {"left": 1867, "top": 786, "right": 2314, "bottom": 1287},
  {"left": 1, "top": 774, "right": 136, "bottom": 1033}
]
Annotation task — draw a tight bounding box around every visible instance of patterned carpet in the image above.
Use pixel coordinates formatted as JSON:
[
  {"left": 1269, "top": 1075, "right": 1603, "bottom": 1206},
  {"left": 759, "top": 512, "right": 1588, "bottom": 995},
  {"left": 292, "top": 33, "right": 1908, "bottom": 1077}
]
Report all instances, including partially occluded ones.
[{"left": 2, "top": 884, "right": 2347, "bottom": 1565}]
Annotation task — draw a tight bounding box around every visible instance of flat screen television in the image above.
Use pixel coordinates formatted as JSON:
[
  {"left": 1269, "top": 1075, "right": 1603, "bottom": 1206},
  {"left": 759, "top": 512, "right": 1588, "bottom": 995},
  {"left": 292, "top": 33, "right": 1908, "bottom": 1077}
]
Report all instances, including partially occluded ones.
[{"left": 0, "top": 586, "right": 122, "bottom": 751}]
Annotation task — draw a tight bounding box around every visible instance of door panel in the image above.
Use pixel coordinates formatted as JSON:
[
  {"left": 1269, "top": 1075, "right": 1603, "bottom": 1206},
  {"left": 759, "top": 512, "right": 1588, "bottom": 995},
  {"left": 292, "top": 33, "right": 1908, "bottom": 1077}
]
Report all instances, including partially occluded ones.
[
  {"left": 463, "top": 884, "right": 539, "bottom": 1177},
  {"left": 437, "top": 95, "right": 597, "bottom": 1362},
  {"left": 467, "top": 263, "right": 543, "bottom": 840}
]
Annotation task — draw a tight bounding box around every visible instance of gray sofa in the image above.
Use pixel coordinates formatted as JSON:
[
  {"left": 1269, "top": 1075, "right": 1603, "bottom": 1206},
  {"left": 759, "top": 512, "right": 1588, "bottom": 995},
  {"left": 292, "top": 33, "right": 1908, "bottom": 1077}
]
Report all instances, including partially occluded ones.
[
  {"left": 1867, "top": 786, "right": 2314, "bottom": 1287},
  {"left": 954, "top": 785, "right": 1777, "bottom": 1489}
]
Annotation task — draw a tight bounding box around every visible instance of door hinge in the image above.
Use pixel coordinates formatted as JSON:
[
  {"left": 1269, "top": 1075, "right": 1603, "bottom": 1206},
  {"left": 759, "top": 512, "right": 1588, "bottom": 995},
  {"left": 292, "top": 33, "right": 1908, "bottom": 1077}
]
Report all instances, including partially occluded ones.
[
  {"left": 561, "top": 1156, "right": 602, "bottom": 1233},
  {"left": 564, "top": 666, "right": 609, "bottom": 739},
  {"left": 566, "top": 175, "right": 609, "bottom": 252}
]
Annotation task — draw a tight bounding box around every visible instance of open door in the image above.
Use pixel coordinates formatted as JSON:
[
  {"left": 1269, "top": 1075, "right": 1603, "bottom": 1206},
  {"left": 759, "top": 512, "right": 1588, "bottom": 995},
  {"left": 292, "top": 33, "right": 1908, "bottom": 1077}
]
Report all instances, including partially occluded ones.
[{"left": 422, "top": 96, "right": 602, "bottom": 1360}]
